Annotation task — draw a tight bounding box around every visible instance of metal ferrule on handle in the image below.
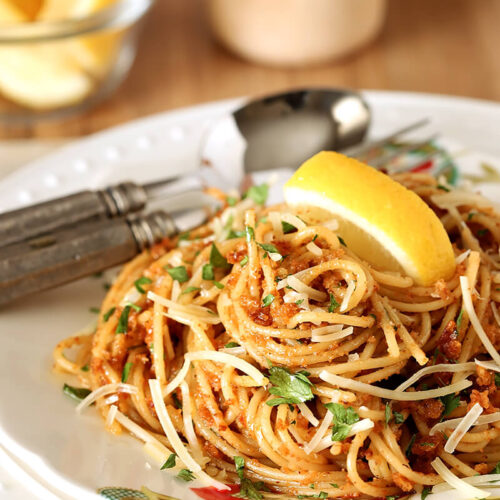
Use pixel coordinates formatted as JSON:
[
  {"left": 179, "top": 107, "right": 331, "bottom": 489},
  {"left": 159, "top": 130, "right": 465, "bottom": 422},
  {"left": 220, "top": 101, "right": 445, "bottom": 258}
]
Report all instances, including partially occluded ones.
[
  {"left": 0, "top": 182, "right": 148, "bottom": 248},
  {"left": 0, "top": 210, "right": 177, "bottom": 307}
]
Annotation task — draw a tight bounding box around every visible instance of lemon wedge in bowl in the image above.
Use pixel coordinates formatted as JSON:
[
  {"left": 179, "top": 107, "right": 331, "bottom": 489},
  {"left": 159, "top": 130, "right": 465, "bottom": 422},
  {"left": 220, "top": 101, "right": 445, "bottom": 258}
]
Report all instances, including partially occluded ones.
[{"left": 284, "top": 151, "right": 456, "bottom": 286}]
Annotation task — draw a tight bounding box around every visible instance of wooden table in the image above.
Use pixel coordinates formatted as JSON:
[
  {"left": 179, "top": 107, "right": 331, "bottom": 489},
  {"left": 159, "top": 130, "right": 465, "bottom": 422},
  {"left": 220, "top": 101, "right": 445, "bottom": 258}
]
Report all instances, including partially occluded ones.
[{"left": 3, "top": 0, "right": 500, "bottom": 139}]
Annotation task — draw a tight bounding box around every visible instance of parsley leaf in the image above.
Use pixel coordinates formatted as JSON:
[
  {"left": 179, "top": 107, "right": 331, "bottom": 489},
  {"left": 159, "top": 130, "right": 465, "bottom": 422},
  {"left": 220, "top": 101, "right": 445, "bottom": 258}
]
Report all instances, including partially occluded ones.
[
  {"left": 227, "top": 196, "right": 237, "bottom": 206},
  {"left": 297, "top": 493, "right": 327, "bottom": 499},
  {"left": 406, "top": 434, "right": 416, "bottom": 458},
  {"left": 492, "top": 462, "right": 500, "bottom": 474},
  {"left": 384, "top": 403, "right": 391, "bottom": 427},
  {"left": 228, "top": 229, "right": 246, "bottom": 239},
  {"left": 161, "top": 453, "right": 176, "bottom": 470},
  {"left": 245, "top": 226, "right": 255, "bottom": 242},
  {"left": 182, "top": 286, "right": 201, "bottom": 295},
  {"left": 456, "top": 309, "right": 464, "bottom": 329},
  {"left": 121, "top": 362, "right": 133, "bottom": 383},
  {"left": 177, "top": 469, "right": 194, "bottom": 481},
  {"left": 63, "top": 383, "right": 91, "bottom": 402},
  {"left": 240, "top": 255, "right": 249, "bottom": 267},
  {"left": 266, "top": 365, "right": 314, "bottom": 406},
  {"left": 393, "top": 411, "right": 405, "bottom": 424},
  {"left": 81, "top": 364, "right": 89, "bottom": 372},
  {"left": 89, "top": 306, "right": 100, "bottom": 314},
  {"left": 210, "top": 243, "right": 231, "bottom": 270},
  {"left": 282, "top": 221, "right": 297, "bottom": 234},
  {"left": 178, "top": 232, "right": 190, "bottom": 242},
  {"left": 437, "top": 184, "right": 450, "bottom": 192},
  {"left": 338, "top": 236, "right": 347, "bottom": 247},
  {"left": 225, "top": 342, "right": 240, "bottom": 348},
  {"left": 233, "top": 457, "right": 268, "bottom": 500},
  {"left": 295, "top": 299, "right": 304, "bottom": 306},
  {"left": 258, "top": 242, "right": 279, "bottom": 254},
  {"left": 172, "top": 392, "right": 182, "bottom": 409},
  {"left": 421, "top": 486, "right": 431, "bottom": 500},
  {"left": 103, "top": 307, "right": 116, "bottom": 322},
  {"left": 477, "top": 228, "right": 489, "bottom": 237},
  {"left": 213, "top": 281, "right": 225, "bottom": 289},
  {"left": 202, "top": 263, "right": 214, "bottom": 280},
  {"left": 495, "top": 373, "right": 500, "bottom": 387},
  {"left": 244, "top": 183, "right": 269, "bottom": 206},
  {"left": 328, "top": 293, "right": 339, "bottom": 313},
  {"left": 263, "top": 294, "right": 275, "bottom": 307},
  {"left": 325, "top": 403, "right": 360, "bottom": 441},
  {"left": 166, "top": 266, "right": 189, "bottom": 283},
  {"left": 440, "top": 393, "right": 460, "bottom": 417},
  {"left": 116, "top": 305, "right": 132, "bottom": 334},
  {"left": 134, "top": 276, "right": 152, "bottom": 294}
]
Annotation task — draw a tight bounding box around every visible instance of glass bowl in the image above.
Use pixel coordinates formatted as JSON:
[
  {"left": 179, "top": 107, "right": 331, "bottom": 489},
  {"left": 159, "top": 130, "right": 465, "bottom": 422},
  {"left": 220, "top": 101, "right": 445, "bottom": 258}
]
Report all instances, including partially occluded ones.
[{"left": 0, "top": 0, "right": 154, "bottom": 123}]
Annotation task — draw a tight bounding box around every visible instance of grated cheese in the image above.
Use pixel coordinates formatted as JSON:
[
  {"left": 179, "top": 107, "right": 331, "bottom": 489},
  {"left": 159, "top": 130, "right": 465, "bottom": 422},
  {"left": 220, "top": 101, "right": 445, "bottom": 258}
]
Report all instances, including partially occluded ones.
[
  {"left": 104, "top": 394, "right": 119, "bottom": 405},
  {"left": 323, "top": 219, "right": 339, "bottom": 231},
  {"left": 460, "top": 276, "right": 500, "bottom": 365},
  {"left": 180, "top": 381, "right": 204, "bottom": 463},
  {"left": 432, "top": 473, "right": 500, "bottom": 493},
  {"left": 475, "top": 359, "right": 500, "bottom": 372},
  {"left": 114, "top": 408, "right": 170, "bottom": 448},
  {"left": 218, "top": 346, "right": 247, "bottom": 356},
  {"left": 340, "top": 281, "right": 356, "bottom": 312},
  {"left": 306, "top": 241, "right": 323, "bottom": 256},
  {"left": 75, "top": 383, "right": 138, "bottom": 413},
  {"left": 431, "top": 457, "right": 490, "bottom": 499},
  {"left": 283, "top": 291, "right": 310, "bottom": 310},
  {"left": 314, "top": 419, "right": 374, "bottom": 452},
  {"left": 297, "top": 402, "right": 319, "bottom": 427},
  {"left": 311, "top": 326, "right": 354, "bottom": 343},
  {"left": 444, "top": 403, "right": 483, "bottom": 453},
  {"left": 303, "top": 410, "right": 333, "bottom": 455},
  {"left": 120, "top": 286, "right": 142, "bottom": 307},
  {"left": 105, "top": 404, "right": 118, "bottom": 428},
  {"left": 395, "top": 363, "right": 476, "bottom": 392},
  {"left": 149, "top": 380, "right": 229, "bottom": 491},
  {"left": 287, "top": 275, "right": 327, "bottom": 302},
  {"left": 430, "top": 410, "right": 500, "bottom": 437},
  {"left": 455, "top": 249, "right": 471, "bottom": 265},
  {"left": 320, "top": 371, "right": 472, "bottom": 401}
]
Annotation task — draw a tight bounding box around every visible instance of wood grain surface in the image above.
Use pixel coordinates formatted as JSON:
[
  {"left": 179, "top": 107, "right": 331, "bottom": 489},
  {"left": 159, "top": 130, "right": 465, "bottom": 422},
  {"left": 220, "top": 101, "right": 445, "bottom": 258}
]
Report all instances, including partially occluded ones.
[{"left": 2, "top": 0, "right": 499, "bottom": 139}]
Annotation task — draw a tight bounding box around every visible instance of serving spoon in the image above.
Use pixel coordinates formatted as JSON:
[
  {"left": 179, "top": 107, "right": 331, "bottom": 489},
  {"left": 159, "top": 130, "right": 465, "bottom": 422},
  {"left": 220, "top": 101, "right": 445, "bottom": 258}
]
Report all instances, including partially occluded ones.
[{"left": 0, "top": 88, "right": 371, "bottom": 248}]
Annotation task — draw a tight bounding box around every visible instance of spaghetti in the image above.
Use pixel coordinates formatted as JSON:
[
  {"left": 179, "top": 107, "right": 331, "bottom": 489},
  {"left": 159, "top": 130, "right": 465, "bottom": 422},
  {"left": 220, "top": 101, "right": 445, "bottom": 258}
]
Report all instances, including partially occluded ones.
[{"left": 54, "top": 172, "right": 500, "bottom": 499}]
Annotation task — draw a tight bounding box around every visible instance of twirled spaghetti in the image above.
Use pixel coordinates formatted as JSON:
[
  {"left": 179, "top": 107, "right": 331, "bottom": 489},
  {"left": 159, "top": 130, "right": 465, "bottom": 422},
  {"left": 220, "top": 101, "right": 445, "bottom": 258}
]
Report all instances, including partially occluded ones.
[{"left": 54, "top": 172, "right": 500, "bottom": 499}]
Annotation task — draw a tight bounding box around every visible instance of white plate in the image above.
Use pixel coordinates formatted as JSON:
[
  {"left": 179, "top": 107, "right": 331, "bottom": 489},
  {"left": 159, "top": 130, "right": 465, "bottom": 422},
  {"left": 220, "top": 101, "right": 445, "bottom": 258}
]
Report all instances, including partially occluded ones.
[{"left": 0, "top": 91, "right": 499, "bottom": 500}]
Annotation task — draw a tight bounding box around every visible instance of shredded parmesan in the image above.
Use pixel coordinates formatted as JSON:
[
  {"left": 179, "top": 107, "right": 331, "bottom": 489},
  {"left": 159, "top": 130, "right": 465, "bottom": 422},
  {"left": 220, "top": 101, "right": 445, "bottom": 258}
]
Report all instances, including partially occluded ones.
[
  {"left": 104, "top": 394, "right": 119, "bottom": 405},
  {"left": 431, "top": 457, "right": 490, "bottom": 499},
  {"left": 455, "top": 249, "right": 471, "bottom": 265},
  {"left": 311, "top": 326, "right": 354, "bottom": 343},
  {"left": 340, "top": 281, "right": 356, "bottom": 312},
  {"left": 395, "top": 363, "right": 476, "bottom": 392},
  {"left": 297, "top": 402, "right": 319, "bottom": 427},
  {"left": 430, "top": 410, "right": 500, "bottom": 436},
  {"left": 287, "top": 275, "right": 327, "bottom": 302},
  {"left": 218, "top": 346, "right": 247, "bottom": 356},
  {"left": 323, "top": 219, "right": 339, "bottom": 231},
  {"left": 105, "top": 404, "right": 118, "bottom": 428},
  {"left": 75, "top": 383, "right": 138, "bottom": 413},
  {"left": 306, "top": 241, "right": 323, "bottom": 256},
  {"left": 320, "top": 371, "right": 472, "bottom": 401},
  {"left": 180, "top": 381, "right": 204, "bottom": 463},
  {"left": 149, "top": 380, "right": 229, "bottom": 491},
  {"left": 314, "top": 419, "right": 374, "bottom": 452},
  {"left": 120, "top": 286, "right": 142, "bottom": 307},
  {"left": 460, "top": 276, "right": 500, "bottom": 365},
  {"left": 432, "top": 473, "right": 500, "bottom": 493},
  {"left": 303, "top": 410, "right": 333, "bottom": 454},
  {"left": 114, "top": 408, "right": 169, "bottom": 448},
  {"left": 475, "top": 359, "right": 500, "bottom": 372},
  {"left": 162, "top": 350, "right": 266, "bottom": 397},
  {"left": 444, "top": 403, "right": 483, "bottom": 453},
  {"left": 171, "top": 280, "right": 181, "bottom": 302}
]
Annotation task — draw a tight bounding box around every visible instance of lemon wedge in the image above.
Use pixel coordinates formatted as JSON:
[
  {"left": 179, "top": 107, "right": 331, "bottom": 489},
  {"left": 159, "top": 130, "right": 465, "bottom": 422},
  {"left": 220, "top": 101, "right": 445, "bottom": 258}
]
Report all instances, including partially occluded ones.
[{"left": 284, "top": 151, "right": 455, "bottom": 286}]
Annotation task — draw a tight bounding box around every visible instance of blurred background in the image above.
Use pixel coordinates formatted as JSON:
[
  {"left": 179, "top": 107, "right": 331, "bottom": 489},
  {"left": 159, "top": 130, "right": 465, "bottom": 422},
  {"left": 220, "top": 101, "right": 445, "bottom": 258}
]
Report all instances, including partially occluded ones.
[{"left": 0, "top": 0, "right": 498, "bottom": 146}]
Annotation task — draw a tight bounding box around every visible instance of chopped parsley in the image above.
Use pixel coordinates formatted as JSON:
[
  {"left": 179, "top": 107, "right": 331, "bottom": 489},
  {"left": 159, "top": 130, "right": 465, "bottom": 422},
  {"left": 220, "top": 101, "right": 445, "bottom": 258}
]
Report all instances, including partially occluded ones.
[
  {"left": 262, "top": 294, "right": 275, "bottom": 307},
  {"left": 166, "top": 265, "right": 189, "bottom": 283},
  {"left": 393, "top": 411, "right": 405, "bottom": 424},
  {"left": 226, "top": 196, "right": 237, "bottom": 206},
  {"left": 325, "top": 403, "right": 360, "bottom": 441},
  {"left": 468, "top": 212, "right": 476, "bottom": 221},
  {"left": 266, "top": 364, "right": 314, "bottom": 407},
  {"left": 240, "top": 255, "right": 249, "bottom": 267},
  {"left": 282, "top": 221, "right": 297, "bottom": 234},
  {"left": 456, "top": 309, "right": 464, "bottom": 329},
  {"left": 233, "top": 456, "right": 268, "bottom": 500},
  {"left": 63, "top": 383, "right": 91, "bottom": 402},
  {"left": 245, "top": 226, "right": 255, "bottom": 242},
  {"left": 406, "top": 434, "right": 416, "bottom": 458},
  {"left": 421, "top": 486, "right": 431, "bottom": 500},
  {"left": 297, "top": 493, "right": 327, "bottom": 499},
  {"left": 89, "top": 306, "right": 100, "bottom": 314},
  {"left": 492, "top": 462, "right": 500, "bottom": 474},
  {"left": 244, "top": 183, "right": 269, "bottom": 206},
  {"left": 477, "top": 228, "right": 489, "bottom": 237},
  {"left": 338, "top": 236, "right": 347, "bottom": 247},
  {"left": 210, "top": 243, "right": 231, "bottom": 270},
  {"left": 181, "top": 286, "right": 201, "bottom": 295},
  {"left": 295, "top": 299, "right": 304, "bottom": 306},
  {"left": 177, "top": 469, "right": 194, "bottom": 482},
  {"left": 161, "top": 453, "right": 176, "bottom": 470},
  {"left": 121, "top": 362, "right": 133, "bottom": 383},
  {"left": 258, "top": 242, "right": 279, "bottom": 254},
  {"left": 495, "top": 373, "right": 500, "bottom": 387},
  {"left": 178, "top": 231, "right": 190, "bottom": 242},
  {"left": 225, "top": 342, "right": 240, "bottom": 348},
  {"left": 172, "top": 392, "right": 182, "bottom": 409},
  {"left": 328, "top": 293, "right": 340, "bottom": 313},
  {"left": 213, "top": 281, "right": 225, "bottom": 289},
  {"left": 125, "top": 302, "right": 141, "bottom": 312},
  {"left": 202, "top": 263, "right": 214, "bottom": 280},
  {"left": 81, "top": 364, "right": 89, "bottom": 372},
  {"left": 312, "top": 234, "right": 318, "bottom": 242},
  {"left": 228, "top": 229, "right": 246, "bottom": 239},
  {"left": 437, "top": 184, "right": 450, "bottom": 192},
  {"left": 116, "top": 305, "right": 132, "bottom": 334},
  {"left": 103, "top": 307, "right": 116, "bottom": 322},
  {"left": 440, "top": 393, "right": 460, "bottom": 417},
  {"left": 134, "top": 276, "right": 152, "bottom": 294},
  {"left": 384, "top": 403, "right": 391, "bottom": 427}
]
